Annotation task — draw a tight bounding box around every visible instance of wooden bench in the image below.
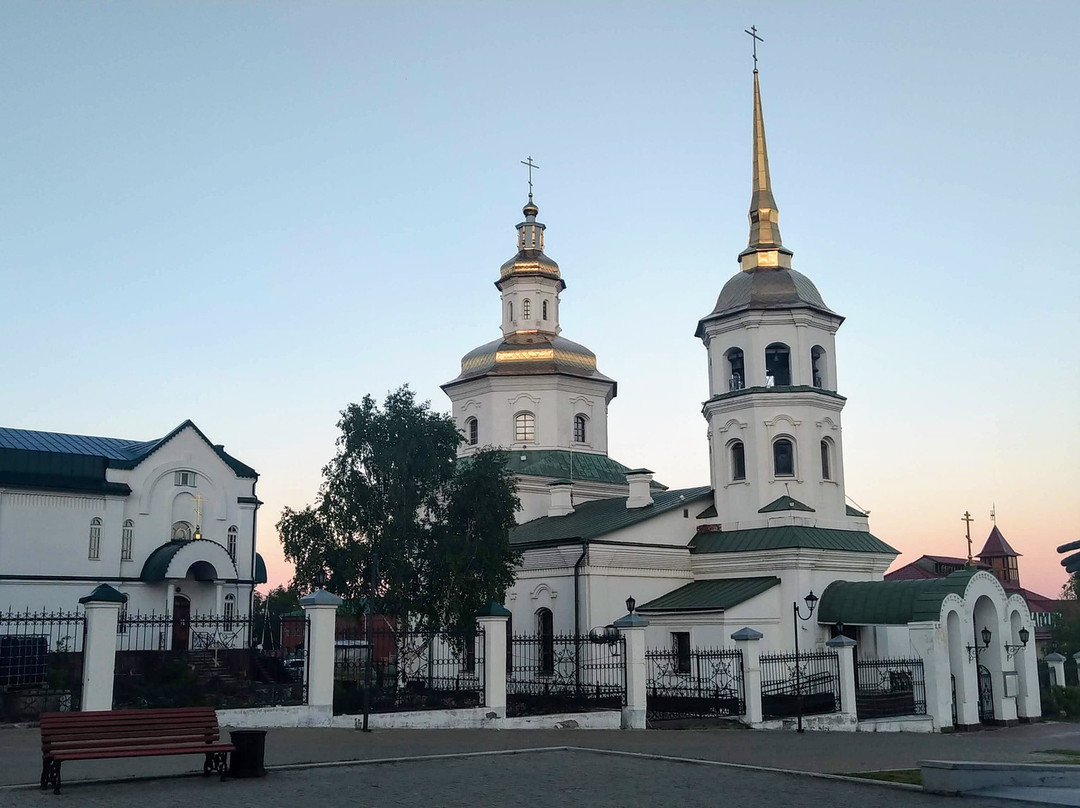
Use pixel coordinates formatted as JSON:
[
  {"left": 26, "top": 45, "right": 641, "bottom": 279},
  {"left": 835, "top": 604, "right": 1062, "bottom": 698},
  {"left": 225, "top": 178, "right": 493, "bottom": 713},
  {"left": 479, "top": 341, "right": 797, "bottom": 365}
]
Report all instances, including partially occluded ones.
[{"left": 39, "top": 707, "right": 234, "bottom": 793}]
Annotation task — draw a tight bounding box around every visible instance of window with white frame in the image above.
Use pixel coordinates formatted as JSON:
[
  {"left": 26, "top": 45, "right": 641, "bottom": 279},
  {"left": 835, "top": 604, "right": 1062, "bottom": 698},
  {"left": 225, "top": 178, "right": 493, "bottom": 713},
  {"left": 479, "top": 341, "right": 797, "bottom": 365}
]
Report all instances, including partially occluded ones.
[
  {"left": 514, "top": 412, "right": 535, "bottom": 443},
  {"left": 672, "top": 631, "right": 691, "bottom": 674},
  {"left": 227, "top": 525, "right": 238, "bottom": 562},
  {"left": 121, "top": 519, "right": 134, "bottom": 561},
  {"left": 542, "top": 300, "right": 549, "bottom": 320},
  {"left": 174, "top": 471, "right": 197, "bottom": 487},
  {"left": 465, "top": 417, "right": 478, "bottom": 446},
  {"left": 820, "top": 439, "right": 833, "bottom": 480},
  {"left": 573, "top": 414, "right": 587, "bottom": 443},
  {"left": 523, "top": 298, "right": 532, "bottom": 319},
  {"left": 730, "top": 441, "right": 746, "bottom": 481},
  {"left": 88, "top": 517, "right": 102, "bottom": 559},
  {"left": 224, "top": 593, "right": 236, "bottom": 629},
  {"left": 773, "top": 438, "right": 795, "bottom": 478}
]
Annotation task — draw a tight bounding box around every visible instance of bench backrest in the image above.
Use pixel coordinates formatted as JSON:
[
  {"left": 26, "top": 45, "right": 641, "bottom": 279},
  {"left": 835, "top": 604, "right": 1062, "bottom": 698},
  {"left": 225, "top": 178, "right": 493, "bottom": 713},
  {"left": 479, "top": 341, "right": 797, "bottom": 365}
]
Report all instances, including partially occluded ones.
[{"left": 40, "top": 707, "right": 222, "bottom": 755}]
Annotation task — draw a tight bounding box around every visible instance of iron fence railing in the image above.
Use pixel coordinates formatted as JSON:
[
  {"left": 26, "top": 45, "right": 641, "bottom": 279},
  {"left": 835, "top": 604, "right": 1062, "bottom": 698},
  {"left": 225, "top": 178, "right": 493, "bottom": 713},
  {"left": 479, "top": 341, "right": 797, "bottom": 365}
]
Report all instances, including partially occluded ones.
[
  {"left": 760, "top": 649, "right": 841, "bottom": 719},
  {"left": 855, "top": 657, "right": 927, "bottom": 719},
  {"left": 112, "top": 611, "right": 306, "bottom": 710},
  {"left": 332, "top": 626, "right": 484, "bottom": 715},
  {"left": 0, "top": 609, "right": 85, "bottom": 720},
  {"left": 645, "top": 646, "right": 744, "bottom": 721},
  {"left": 506, "top": 633, "right": 626, "bottom": 716}
]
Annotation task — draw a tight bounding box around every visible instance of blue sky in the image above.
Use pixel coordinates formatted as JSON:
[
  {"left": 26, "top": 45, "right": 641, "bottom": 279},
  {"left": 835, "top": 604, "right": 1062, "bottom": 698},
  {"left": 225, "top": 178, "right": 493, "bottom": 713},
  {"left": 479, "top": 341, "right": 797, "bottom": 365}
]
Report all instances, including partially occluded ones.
[{"left": 2, "top": 2, "right": 1078, "bottom": 594}]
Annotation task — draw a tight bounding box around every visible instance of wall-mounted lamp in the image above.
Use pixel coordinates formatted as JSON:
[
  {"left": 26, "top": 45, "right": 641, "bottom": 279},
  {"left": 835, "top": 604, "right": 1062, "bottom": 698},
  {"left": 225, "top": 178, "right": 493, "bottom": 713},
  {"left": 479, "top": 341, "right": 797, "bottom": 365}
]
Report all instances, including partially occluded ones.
[
  {"left": 967, "top": 626, "right": 992, "bottom": 661},
  {"left": 1004, "top": 626, "right": 1030, "bottom": 660}
]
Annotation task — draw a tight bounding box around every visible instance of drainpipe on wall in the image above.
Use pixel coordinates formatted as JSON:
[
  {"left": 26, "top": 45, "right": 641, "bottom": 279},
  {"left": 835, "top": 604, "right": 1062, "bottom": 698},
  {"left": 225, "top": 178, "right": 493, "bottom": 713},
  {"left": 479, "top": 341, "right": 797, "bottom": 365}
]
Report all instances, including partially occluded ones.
[{"left": 573, "top": 541, "right": 588, "bottom": 691}]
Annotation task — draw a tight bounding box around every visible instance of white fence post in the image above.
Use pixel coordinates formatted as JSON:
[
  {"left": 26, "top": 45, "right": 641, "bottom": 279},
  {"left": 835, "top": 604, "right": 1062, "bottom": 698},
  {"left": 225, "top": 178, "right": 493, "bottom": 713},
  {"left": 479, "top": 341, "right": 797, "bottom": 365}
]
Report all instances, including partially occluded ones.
[
  {"left": 476, "top": 602, "right": 510, "bottom": 718},
  {"left": 731, "top": 627, "right": 763, "bottom": 725},
  {"left": 908, "top": 622, "right": 952, "bottom": 730},
  {"left": 825, "top": 634, "right": 858, "bottom": 723},
  {"left": 613, "top": 611, "right": 648, "bottom": 729},
  {"left": 78, "top": 584, "right": 127, "bottom": 712},
  {"left": 300, "top": 589, "right": 342, "bottom": 709},
  {"left": 1046, "top": 652, "right": 1066, "bottom": 687}
]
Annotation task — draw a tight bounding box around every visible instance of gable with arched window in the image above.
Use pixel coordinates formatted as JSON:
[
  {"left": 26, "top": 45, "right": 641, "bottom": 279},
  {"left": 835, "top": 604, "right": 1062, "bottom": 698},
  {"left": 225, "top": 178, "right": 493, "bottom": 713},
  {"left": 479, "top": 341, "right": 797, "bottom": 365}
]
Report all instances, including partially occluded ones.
[
  {"left": 88, "top": 517, "right": 102, "bottom": 560},
  {"left": 773, "top": 437, "right": 795, "bottom": 477},
  {"left": 121, "top": 519, "right": 134, "bottom": 561},
  {"left": 465, "top": 417, "right": 478, "bottom": 446},
  {"left": 227, "top": 525, "right": 238, "bottom": 562},
  {"left": 514, "top": 412, "right": 535, "bottom": 443},
  {"left": 729, "top": 440, "right": 746, "bottom": 482},
  {"left": 765, "top": 343, "right": 791, "bottom": 386},
  {"left": 573, "top": 414, "right": 587, "bottom": 444}
]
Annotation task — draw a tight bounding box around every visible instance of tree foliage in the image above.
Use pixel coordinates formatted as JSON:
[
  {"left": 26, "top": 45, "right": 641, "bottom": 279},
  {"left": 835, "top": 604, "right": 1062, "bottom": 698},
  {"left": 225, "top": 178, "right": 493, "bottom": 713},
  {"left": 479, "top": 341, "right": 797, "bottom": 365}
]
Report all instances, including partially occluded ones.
[{"left": 277, "top": 386, "right": 521, "bottom": 633}]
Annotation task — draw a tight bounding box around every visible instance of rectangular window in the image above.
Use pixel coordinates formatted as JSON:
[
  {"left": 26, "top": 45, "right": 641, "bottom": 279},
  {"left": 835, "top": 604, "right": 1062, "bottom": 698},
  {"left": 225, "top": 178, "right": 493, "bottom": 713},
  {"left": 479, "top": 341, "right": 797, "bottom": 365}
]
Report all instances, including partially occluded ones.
[
  {"left": 174, "top": 471, "right": 196, "bottom": 487},
  {"left": 121, "top": 524, "right": 133, "bottom": 561},
  {"left": 88, "top": 522, "right": 101, "bottom": 560},
  {"left": 672, "top": 632, "right": 691, "bottom": 674}
]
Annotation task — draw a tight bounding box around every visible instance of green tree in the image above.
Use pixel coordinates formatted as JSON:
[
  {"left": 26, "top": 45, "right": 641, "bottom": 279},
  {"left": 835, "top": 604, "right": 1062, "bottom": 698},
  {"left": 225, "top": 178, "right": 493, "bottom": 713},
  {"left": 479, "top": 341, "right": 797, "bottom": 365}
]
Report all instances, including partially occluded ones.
[
  {"left": 1052, "top": 572, "right": 1080, "bottom": 655},
  {"left": 252, "top": 584, "right": 301, "bottom": 650},
  {"left": 277, "top": 386, "right": 521, "bottom": 633}
]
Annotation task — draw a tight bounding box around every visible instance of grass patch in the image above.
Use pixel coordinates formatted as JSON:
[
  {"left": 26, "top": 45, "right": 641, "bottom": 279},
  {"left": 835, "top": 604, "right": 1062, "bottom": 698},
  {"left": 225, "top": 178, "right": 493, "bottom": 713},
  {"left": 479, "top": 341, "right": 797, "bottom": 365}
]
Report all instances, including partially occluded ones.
[
  {"left": 846, "top": 769, "right": 922, "bottom": 785},
  {"left": 1037, "top": 748, "right": 1080, "bottom": 764}
]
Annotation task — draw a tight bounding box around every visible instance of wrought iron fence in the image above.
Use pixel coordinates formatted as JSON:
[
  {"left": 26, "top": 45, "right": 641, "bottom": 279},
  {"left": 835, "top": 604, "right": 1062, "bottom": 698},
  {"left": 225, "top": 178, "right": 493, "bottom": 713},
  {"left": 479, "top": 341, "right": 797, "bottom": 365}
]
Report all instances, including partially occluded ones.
[
  {"left": 113, "top": 611, "right": 306, "bottom": 709},
  {"left": 760, "top": 649, "right": 841, "bottom": 719},
  {"left": 855, "top": 657, "right": 926, "bottom": 719},
  {"left": 0, "top": 609, "right": 85, "bottom": 720},
  {"left": 506, "top": 633, "right": 626, "bottom": 716},
  {"left": 332, "top": 626, "right": 484, "bottom": 715},
  {"left": 645, "top": 646, "right": 744, "bottom": 722}
]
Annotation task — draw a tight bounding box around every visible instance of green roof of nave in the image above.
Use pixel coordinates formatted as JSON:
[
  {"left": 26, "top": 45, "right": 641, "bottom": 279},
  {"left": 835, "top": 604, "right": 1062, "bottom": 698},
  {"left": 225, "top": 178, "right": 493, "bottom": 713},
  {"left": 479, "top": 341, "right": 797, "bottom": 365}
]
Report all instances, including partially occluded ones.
[
  {"left": 511, "top": 486, "right": 713, "bottom": 546},
  {"left": 690, "top": 525, "right": 898, "bottom": 556},
  {"left": 503, "top": 450, "right": 666, "bottom": 489},
  {"left": 637, "top": 576, "right": 781, "bottom": 613}
]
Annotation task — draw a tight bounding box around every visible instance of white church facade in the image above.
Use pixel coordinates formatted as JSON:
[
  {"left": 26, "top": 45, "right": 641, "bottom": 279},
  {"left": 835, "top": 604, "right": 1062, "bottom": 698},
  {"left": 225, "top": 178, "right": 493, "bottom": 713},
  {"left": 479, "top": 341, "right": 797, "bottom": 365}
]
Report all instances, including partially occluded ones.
[
  {"left": 443, "top": 67, "right": 1041, "bottom": 730},
  {"left": 0, "top": 420, "right": 267, "bottom": 632}
]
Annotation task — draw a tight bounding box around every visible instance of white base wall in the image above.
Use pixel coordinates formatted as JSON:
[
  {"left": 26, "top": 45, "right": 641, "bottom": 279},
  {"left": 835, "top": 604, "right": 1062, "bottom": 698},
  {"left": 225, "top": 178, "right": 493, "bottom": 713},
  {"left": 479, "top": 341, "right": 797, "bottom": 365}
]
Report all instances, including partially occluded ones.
[{"left": 219, "top": 705, "right": 621, "bottom": 730}]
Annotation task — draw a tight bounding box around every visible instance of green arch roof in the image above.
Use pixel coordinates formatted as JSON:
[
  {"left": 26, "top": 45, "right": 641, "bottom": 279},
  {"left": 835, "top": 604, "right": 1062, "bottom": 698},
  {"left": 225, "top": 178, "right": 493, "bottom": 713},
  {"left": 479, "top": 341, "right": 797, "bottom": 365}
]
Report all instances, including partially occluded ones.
[
  {"left": 817, "top": 569, "right": 977, "bottom": 626},
  {"left": 140, "top": 539, "right": 238, "bottom": 582}
]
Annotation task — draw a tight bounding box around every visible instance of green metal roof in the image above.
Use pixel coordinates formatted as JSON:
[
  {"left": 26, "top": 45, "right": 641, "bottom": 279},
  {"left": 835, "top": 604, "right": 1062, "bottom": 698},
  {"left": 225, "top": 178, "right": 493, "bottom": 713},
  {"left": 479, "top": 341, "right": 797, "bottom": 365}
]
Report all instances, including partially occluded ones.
[
  {"left": 511, "top": 486, "right": 712, "bottom": 546},
  {"left": 140, "top": 542, "right": 188, "bottom": 582},
  {"left": 637, "top": 576, "right": 781, "bottom": 613},
  {"left": 817, "top": 570, "right": 977, "bottom": 626},
  {"left": 0, "top": 420, "right": 257, "bottom": 495},
  {"left": 255, "top": 553, "right": 268, "bottom": 584},
  {"left": 758, "top": 495, "right": 815, "bottom": 513},
  {"left": 846, "top": 504, "right": 868, "bottom": 517},
  {"left": 690, "top": 525, "right": 898, "bottom": 555},
  {"left": 503, "top": 450, "right": 665, "bottom": 488}
]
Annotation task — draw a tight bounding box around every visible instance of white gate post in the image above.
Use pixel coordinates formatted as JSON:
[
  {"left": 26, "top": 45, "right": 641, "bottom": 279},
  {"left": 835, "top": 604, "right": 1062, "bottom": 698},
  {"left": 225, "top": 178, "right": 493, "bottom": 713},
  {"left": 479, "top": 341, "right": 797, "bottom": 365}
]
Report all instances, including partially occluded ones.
[
  {"left": 825, "top": 634, "right": 858, "bottom": 724},
  {"left": 1046, "top": 652, "right": 1067, "bottom": 687},
  {"left": 78, "top": 584, "right": 127, "bottom": 712},
  {"left": 908, "top": 622, "right": 952, "bottom": 730},
  {"left": 731, "top": 627, "right": 763, "bottom": 725},
  {"left": 476, "top": 602, "right": 510, "bottom": 718},
  {"left": 300, "top": 589, "right": 342, "bottom": 709},
  {"left": 613, "top": 610, "right": 649, "bottom": 729},
  {"left": 1073, "top": 652, "right": 1080, "bottom": 685}
]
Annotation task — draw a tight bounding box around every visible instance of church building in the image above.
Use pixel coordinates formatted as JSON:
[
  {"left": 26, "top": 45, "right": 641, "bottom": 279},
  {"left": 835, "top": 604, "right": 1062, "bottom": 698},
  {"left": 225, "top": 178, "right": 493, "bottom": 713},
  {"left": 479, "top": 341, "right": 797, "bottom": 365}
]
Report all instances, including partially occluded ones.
[
  {"left": 443, "top": 63, "right": 1041, "bottom": 730},
  {"left": 0, "top": 421, "right": 267, "bottom": 635}
]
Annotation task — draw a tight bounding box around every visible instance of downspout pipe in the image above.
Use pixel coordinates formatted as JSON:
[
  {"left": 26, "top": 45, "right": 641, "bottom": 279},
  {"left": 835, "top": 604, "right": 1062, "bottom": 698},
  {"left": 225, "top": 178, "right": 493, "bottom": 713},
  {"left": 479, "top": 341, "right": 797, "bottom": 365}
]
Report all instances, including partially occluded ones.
[{"left": 573, "top": 541, "right": 588, "bottom": 692}]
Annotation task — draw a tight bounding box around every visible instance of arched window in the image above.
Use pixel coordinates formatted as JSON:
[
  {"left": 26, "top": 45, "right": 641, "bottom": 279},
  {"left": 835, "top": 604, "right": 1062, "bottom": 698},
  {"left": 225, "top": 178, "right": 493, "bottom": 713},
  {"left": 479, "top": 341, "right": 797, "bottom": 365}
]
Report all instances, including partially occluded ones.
[
  {"left": 227, "top": 525, "right": 238, "bottom": 562},
  {"left": 223, "top": 593, "right": 236, "bottom": 629},
  {"left": 542, "top": 300, "right": 549, "bottom": 320},
  {"left": 725, "top": 347, "right": 745, "bottom": 391},
  {"left": 508, "top": 301, "right": 513, "bottom": 321},
  {"left": 88, "top": 517, "right": 102, "bottom": 560},
  {"left": 121, "top": 519, "right": 134, "bottom": 561},
  {"left": 820, "top": 439, "right": 832, "bottom": 480},
  {"left": 773, "top": 438, "right": 795, "bottom": 478},
  {"left": 514, "top": 412, "right": 535, "bottom": 443},
  {"left": 523, "top": 298, "right": 532, "bottom": 319},
  {"left": 536, "top": 608, "right": 555, "bottom": 674},
  {"left": 465, "top": 417, "right": 478, "bottom": 446},
  {"left": 171, "top": 521, "right": 193, "bottom": 542},
  {"left": 765, "top": 343, "right": 791, "bottom": 386},
  {"left": 811, "top": 345, "right": 827, "bottom": 389},
  {"left": 573, "top": 414, "right": 587, "bottom": 443},
  {"left": 730, "top": 441, "right": 746, "bottom": 481}
]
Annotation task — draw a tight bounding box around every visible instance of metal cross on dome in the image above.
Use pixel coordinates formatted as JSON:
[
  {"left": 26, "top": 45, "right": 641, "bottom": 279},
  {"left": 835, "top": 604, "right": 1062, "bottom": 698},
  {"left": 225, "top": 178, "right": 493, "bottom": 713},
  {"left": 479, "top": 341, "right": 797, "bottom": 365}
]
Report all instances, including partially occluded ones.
[
  {"left": 520, "top": 156, "right": 539, "bottom": 201},
  {"left": 744, "top": 25, "right": 764, "bottom": 70}
]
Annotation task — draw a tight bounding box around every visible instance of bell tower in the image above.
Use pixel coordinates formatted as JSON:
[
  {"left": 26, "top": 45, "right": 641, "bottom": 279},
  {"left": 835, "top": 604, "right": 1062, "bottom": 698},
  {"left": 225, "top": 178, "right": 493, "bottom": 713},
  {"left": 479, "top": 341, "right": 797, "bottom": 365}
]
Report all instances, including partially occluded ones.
[{"left": 696, "top": 65, "right": 858, "bottom": 530}]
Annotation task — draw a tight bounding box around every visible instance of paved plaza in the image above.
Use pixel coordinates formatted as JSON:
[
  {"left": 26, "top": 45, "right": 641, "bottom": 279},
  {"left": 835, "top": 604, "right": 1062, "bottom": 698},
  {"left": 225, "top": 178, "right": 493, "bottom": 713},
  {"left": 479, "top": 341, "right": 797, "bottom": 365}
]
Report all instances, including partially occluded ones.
[{"left": 1, "top": 721, "right": 1077, "bottom": 806}]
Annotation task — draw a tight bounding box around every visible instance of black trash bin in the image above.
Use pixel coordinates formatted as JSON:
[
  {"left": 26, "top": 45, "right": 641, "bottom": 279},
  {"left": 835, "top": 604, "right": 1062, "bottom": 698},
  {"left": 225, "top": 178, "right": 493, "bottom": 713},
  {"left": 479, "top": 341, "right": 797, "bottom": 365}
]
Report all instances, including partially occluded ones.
[{"left": 228, "top": 729, "right": 268, "bottom": 778}]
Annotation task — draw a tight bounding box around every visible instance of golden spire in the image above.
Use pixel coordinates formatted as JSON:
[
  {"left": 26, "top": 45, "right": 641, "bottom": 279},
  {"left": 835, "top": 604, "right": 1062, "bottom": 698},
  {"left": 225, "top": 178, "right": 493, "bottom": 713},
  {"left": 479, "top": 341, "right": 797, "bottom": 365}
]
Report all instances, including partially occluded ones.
[{"left": 738, "top": 57, "right": 794, "bottom": 271}]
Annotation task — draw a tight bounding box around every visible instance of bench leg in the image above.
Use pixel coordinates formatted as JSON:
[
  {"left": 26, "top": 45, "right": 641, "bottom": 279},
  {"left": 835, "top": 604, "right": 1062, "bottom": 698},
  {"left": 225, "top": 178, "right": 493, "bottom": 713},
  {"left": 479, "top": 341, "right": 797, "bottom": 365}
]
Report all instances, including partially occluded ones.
[
  {"left": 41, "top": 758, "right": 61, "bottom": 794},
  {"left": 204, "top": 751, "right": 229, "bottom": 778}
]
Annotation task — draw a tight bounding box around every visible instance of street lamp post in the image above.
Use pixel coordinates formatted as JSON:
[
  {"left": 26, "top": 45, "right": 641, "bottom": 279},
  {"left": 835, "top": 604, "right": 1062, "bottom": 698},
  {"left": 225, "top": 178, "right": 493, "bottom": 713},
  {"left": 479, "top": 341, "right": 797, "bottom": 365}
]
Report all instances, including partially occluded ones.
[{"left": 793, "top": 590, "right": 819, "bottom": 734}]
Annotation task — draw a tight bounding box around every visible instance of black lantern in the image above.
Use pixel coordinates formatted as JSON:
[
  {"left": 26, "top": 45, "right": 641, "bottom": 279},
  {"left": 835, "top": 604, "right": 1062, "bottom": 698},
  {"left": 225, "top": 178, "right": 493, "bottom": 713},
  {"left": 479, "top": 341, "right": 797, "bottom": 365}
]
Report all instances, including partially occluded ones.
[
  {"left": 315, "top": 568, "right": 329, "bottom": 589},
  {"left": 981, "top": 626, "right": 992, "bottom": 647},
  {"left": 626, "top": 596, "right": 636, "bottom": 615},
  {"left": 804, "top": 591, "right": 818, "bottom": 616},
  {"left": 1019, "top": 626, "right": 1030, "bottom": 646},
  {"left": 1006, "top": 626, "right": 1031, "bottom": 660}
]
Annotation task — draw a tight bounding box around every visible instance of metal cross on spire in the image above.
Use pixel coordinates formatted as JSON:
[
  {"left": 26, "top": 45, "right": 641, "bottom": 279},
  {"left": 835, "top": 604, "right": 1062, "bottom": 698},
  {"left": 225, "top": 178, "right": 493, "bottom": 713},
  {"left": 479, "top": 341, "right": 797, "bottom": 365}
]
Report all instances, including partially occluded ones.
[
  {"left": 520, "top": 156, "right": 540, "bottom": 201},
  {"left": 962, "top": 510, "right": 975, "bottom": 567},
  {"left": 990, "top": 503, "right": 997, "bottom": 526},
  {"left": 744, "top": 25, "right": 764, "bottom": 72}
]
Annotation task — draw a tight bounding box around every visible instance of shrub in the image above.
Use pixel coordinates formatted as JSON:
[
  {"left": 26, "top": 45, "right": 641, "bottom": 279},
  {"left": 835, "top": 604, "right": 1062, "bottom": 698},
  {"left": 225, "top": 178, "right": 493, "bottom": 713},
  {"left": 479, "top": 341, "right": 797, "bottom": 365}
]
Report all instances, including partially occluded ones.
[{"left": 1042, "top": 685, "right": 1080, "bottom": 718}]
